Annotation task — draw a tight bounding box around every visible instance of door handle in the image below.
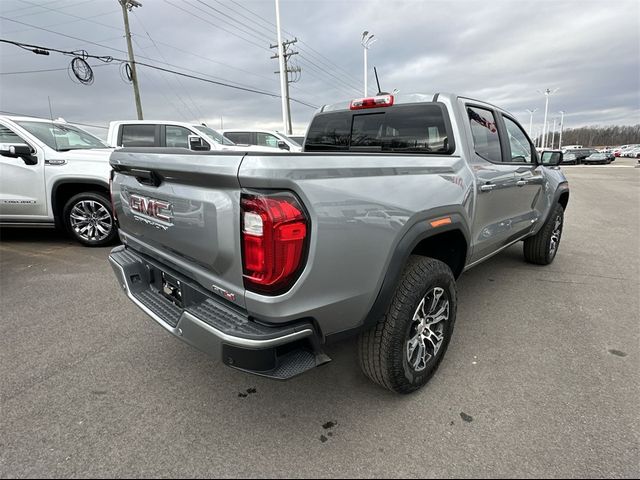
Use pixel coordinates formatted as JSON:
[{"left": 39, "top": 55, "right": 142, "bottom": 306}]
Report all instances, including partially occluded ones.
[
  {"left": 480, "top": 183, "right": 496, "bottom": 192},
  {"left": 516, "top": 180, "right": 528, "bottom": 187}
]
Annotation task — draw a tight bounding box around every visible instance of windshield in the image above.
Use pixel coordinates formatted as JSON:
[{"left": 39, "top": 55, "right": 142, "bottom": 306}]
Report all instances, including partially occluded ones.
[
  {"left": 278, "top": 133, "right": 301, "bottom": 147},
  {"left": 194, "top": 126, "right": 235, "bottom": 145},
  {"left": 16, "top": 121, "right": 107, "bottom": 151}
]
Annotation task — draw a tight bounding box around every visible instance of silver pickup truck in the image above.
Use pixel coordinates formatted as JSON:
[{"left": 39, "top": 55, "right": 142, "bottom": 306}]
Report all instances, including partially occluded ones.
[{"left": 108, "top": 93, "right": 569, "bottom": 394}]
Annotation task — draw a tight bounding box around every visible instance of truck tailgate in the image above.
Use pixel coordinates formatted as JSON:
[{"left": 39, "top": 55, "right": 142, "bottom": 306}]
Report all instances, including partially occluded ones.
[{"left": 110, "top": 149, "right": 246, "bottom": 307}]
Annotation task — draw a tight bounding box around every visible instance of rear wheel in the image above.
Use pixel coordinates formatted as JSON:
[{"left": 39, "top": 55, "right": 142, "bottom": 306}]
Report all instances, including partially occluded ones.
[
  {"left": 63, "top": 192, "right": 117, "bottom": 247},
  {"left": 523, "top": 203, "right": 564, "bottom": 265},
  {"left": 358, "top": 256, "right": 457, "bottom": 394}
]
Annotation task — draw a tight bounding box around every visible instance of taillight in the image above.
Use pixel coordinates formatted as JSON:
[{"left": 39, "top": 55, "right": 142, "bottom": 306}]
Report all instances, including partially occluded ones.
[
  {"left": 241, "top": 191, "right": 309, "bottom": 295},
  {"left": 109, "top": 169, "right": 117, "bottom": 222},
  {"left": 350, "top": 94, "right": 394, "bottom": 110}
]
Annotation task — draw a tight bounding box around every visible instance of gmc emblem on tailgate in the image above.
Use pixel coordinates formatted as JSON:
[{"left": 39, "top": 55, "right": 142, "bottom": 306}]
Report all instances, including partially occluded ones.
[{"left": 129, "top": 194, "right": 173, "bottom": 229}]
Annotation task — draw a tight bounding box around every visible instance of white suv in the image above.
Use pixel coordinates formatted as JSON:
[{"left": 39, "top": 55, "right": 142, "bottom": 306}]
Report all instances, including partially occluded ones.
[
  {"left": 221, "top": 129, "right": 302, "bottom": 152},
  {"left": 0, "top": 116, "right": 116, "bottom": 246}
]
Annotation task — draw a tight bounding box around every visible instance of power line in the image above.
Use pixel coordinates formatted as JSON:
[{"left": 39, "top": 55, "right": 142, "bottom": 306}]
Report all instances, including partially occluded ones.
[
  {"left": 0, "top": 39, "right": 319, "bottom": 109},
  {"left": 225, "top": 0, "right": 362, "bottom": 87},
  {"left": 1, "top": 9, "right": 121, "bottom": 36},
  {"left": 131, "top": 13, "right": 205, "bottom": 121},
  {"left": 194, "top": 0, "right": 274, "bottom": 43},
  {"left": 15, "top": 0, "right": 123, "bottom": 32},
  {"left": 0, "top": 63, "right": 113, "bottom": 75},
  {"left": 163, "top": 0, "right": 270, "bottom": 52}
]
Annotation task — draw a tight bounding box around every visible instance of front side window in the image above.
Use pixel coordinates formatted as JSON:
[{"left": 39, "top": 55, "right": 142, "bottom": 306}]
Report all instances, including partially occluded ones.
[
  {"left": 165, "top": 125, "right": 191, "bottom": 148},
  {"left": 257, "top": 133, "right": 279, "bottom": 148},
  {"left": 120, "top": 124, "right": 156, "bottom": 147},
  {"left": 503, "top": 116, "right": 533, "bottom": 163},
  {"left": 15, "top": 121, "right": 106, "bottom": 151},
  {"left": 467, "top": 106, "right": 501, "bottom": 163}
]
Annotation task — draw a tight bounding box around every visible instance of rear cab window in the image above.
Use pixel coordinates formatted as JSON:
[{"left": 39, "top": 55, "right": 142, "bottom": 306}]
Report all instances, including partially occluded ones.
[{"left": 304, "top": 103, "right": 454, "bottom": 154}]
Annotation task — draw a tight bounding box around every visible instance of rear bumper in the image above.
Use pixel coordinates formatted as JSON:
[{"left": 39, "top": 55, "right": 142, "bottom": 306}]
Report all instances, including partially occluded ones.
[{"left": 109, "top": 245, "right": 329, "bottom": 379}]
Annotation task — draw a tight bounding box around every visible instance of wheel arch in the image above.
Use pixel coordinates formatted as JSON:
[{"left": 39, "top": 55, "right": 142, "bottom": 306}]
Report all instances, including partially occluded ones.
[{"left": 51, "top": 179, "right": 110, "bottom": 227}]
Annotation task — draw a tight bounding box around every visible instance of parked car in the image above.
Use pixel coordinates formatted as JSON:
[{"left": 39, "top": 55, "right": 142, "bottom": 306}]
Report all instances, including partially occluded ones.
[
  {"left": 108, "top": 93, "right": 569, "bottom": 394},
  {"left": 0, "top": 116, "right": 116, "bottom": 246},
  {"left": 221, "top": 129, "right": 302, "bottom": 152},
  {"left": 560, "top": 152, "right": 578, "bottom": 165},
  {"left": 583, "top": 153, "right": 611, "bottom": 164},
  {"left": 107, "top": 121, "right": 282, "bottom": 153},
  {"left": 563, "top": 148, "right": 590, "bottom": 164}
]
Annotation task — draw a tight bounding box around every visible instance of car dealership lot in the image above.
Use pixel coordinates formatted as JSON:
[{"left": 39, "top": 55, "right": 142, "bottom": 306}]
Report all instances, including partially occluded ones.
[{"left": 1, "top": 162, "right": 638, "bottom": 478}]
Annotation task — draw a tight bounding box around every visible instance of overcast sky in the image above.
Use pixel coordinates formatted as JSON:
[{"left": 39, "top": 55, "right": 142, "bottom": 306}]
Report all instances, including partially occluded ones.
[{"left": 1, "top": 0, "right": 638, "bottom": 138}]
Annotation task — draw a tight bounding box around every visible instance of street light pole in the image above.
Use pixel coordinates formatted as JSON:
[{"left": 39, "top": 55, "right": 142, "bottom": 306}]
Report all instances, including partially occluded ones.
[
  {"left": 558, "top": 111, "right": 565, "bottom": 150},
  {"left": 538, "top": 88, "right": 558, "bottom": 150},
  {"left": 526, "top": 108, "right": 537, "bottom": 138},
  {"left": 551, "top": 117, "right": 557, "bottom": 149},
  {"left": 361, "top": 31, "right": 376, "bottom": 96},
  {"left": 274, "top": 0, "right": 288, "bottom": 133}
]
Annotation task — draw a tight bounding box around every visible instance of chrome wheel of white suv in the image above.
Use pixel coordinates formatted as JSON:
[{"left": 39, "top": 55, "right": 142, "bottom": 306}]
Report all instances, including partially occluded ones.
[{"left": 63, "top": 192, "right": 117, "bottom": 247}]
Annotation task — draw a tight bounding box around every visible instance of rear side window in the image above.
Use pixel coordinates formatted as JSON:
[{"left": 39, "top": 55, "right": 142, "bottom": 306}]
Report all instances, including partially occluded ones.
[
  {"left": 305, "top": 104, "right": 453, "bottom": 154},
  {"left": 257, "top": 132, "right": 279, "bottom": 148},
  {"left": 120, "top": 124, "right": 156, "bottom": 147},
  {"left": 467, "top": 106, "right": 501, "bottom": 163}
]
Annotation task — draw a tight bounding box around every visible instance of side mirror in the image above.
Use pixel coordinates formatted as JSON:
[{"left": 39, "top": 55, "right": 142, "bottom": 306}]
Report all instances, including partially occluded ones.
[
  {"left": 187, "top": 135, "right": 209, "bottom": 151},
  {"left": 277, "top": 140, "right": 290, "bottom": 151},
  {"left": 0, "top": 143, "right": 37, "bottom": 165},
  {"left": 540, "top": 150, "right": 563, "bottom": 166}
]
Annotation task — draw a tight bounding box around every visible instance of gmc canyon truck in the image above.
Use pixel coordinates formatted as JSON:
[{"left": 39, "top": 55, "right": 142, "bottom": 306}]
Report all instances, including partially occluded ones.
[
  {"left": 108, "top": 93, "right": 569, "bottom": 393},
  {"left": 0, "top": 116, "right": 116, "bottom": 246}
]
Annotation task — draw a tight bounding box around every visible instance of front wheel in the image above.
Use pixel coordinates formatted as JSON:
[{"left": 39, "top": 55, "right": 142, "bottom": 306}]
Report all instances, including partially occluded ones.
[
  {"left": 63, "top": 192, "right": 117, "bottom": 247},
  {"left": 358, "top": 256, "right": 457, "bottom": 394},
  {"left": 523, "top": 203, "right": 564, "bottom": 265}
]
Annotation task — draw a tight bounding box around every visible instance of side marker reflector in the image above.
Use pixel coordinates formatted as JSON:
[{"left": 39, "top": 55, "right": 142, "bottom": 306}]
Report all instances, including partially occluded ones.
[{"left": 430, "top": 217, "right": 452, "bottom": 228}]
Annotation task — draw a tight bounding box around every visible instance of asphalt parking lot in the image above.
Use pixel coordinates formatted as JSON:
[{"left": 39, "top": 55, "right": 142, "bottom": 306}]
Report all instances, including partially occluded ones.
[{"left": 1, "top": 160, "right": 638, "bottom": 478}]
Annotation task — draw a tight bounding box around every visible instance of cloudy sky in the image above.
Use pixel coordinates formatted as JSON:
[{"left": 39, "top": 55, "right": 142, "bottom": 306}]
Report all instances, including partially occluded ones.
[{"left": 1, "top": 0, "right": 638, "bottom": 138}]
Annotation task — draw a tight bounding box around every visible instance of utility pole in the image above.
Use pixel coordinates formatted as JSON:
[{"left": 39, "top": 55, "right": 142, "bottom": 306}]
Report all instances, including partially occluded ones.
[
  {"left": 270, "top": 38, "right": 300, "bottom": 135},
  {"left": 119, "top": 0, "right": 143, "bottom": 120}
]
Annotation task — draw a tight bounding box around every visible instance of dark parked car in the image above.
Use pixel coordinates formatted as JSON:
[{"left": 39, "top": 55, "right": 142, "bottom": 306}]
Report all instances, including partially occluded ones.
[
  {"left": 583, "top": 153, "right": 611, "bottom": 165},
  {"left": 561, "top": 152, "right": 579, "bottom": 165}
]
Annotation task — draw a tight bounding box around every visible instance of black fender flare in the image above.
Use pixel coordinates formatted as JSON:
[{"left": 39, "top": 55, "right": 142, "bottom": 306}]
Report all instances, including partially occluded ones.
[{"left": 358, "top": 206, "right": 471, "bottom": 332}]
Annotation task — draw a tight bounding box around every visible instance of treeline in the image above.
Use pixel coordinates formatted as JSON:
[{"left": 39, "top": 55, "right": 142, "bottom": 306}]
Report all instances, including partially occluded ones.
[{"left": 535, "top": 125, "right": 640, "bottom": 147}]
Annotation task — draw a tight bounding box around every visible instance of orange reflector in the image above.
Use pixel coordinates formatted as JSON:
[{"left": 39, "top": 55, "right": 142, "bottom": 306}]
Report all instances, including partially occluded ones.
[{"left": 430, "top": 217, "right": 452, "bottom": 228}]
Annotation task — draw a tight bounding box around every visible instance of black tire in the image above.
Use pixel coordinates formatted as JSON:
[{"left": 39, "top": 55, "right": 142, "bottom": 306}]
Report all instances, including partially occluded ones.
[
  {"left": 358, "top": 256, "right": 457, "bottom": 394},
  {"left": 523, "top": 203, "right": 564, "bottom": 265},
  {"left": 62, "top": 192, "right": 117, "bottom": 247}
]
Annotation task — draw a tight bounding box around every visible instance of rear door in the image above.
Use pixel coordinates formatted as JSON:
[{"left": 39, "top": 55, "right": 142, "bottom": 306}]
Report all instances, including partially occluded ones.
[{"left": 110, "top": 149, "right": 246, "bottom": 305}]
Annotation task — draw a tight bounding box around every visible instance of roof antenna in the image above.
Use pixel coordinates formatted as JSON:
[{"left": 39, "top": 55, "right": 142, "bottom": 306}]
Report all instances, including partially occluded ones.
[
  {"left": 374, "top": 67, "right": 389, "bottom": 95},
  {"left": 48, "top": 96, "right": 59, "bottom": 151}
]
